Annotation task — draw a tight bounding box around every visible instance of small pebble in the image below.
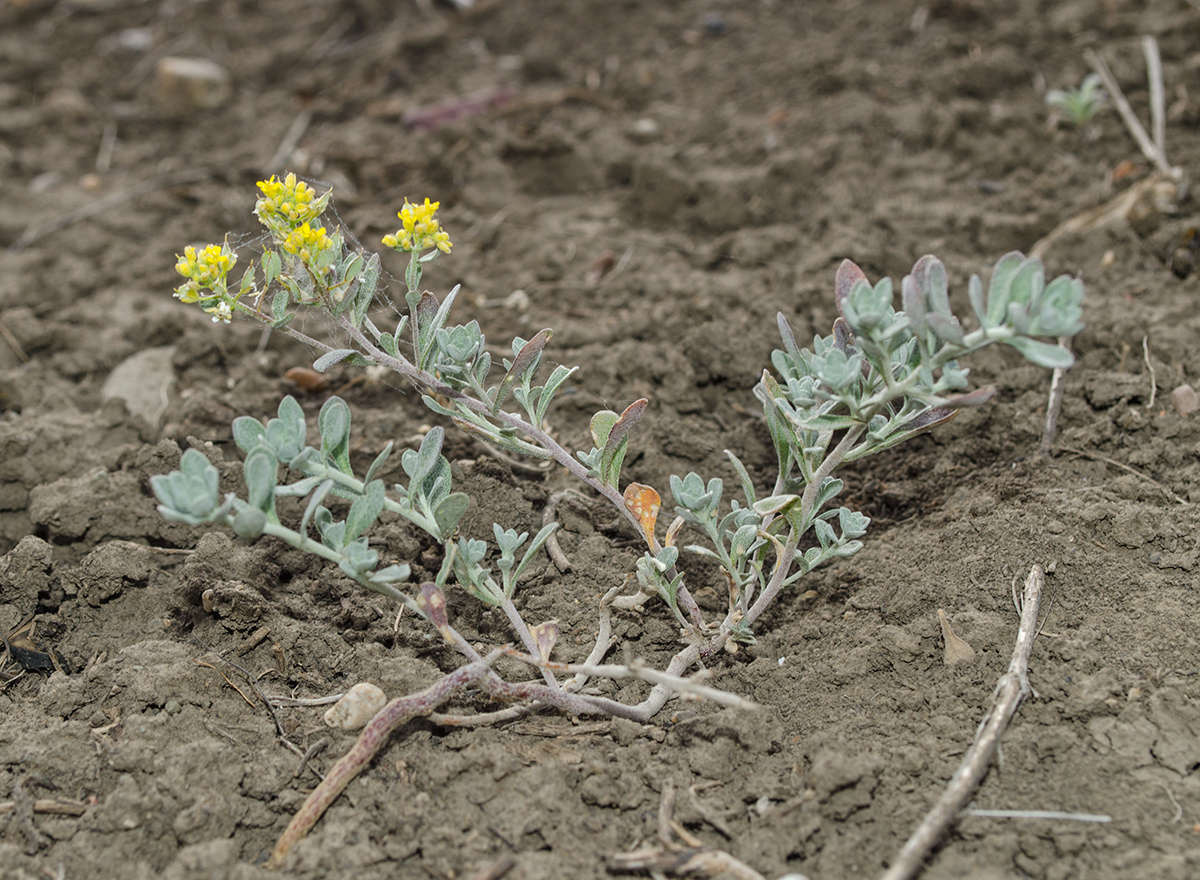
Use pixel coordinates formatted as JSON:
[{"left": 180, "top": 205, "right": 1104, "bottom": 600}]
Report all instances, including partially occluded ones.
[
  {"left": 164, "top": 698, "right": 182, "bottom": 716},
  {"left": 628, "top": 118, "right": 660, "bottom": 142},
  {"left": 1170, "top": 383, "right": 1198, "bottom": 418},
  {"left": 324, "top": 682, "right": 387, "bottom": 730},
  {"left": 155, "top": 57, "right": 231, "bottom": 114}
]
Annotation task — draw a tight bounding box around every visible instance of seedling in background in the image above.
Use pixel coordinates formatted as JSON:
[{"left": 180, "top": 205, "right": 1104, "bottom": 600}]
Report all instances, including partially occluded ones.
[
  {"left": 155, "top": 174, "right": 1084, "bottom": 865},
  {"left": 1046, "top": 73, "right": 1107, "bottom": 126}
]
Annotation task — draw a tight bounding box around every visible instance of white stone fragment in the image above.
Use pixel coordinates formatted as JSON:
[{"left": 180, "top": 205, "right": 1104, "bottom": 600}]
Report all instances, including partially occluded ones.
[
  {"left": 323, "top": 683, "right": 387, "bottom": 730},
  {"left": 155, "top": 57, "right": 232, "bottom": 114}
]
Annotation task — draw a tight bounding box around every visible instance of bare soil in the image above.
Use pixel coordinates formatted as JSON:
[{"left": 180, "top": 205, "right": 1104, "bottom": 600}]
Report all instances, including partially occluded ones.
[{"left": 3, "top": 1, "right": 1200, "bottom": 879}]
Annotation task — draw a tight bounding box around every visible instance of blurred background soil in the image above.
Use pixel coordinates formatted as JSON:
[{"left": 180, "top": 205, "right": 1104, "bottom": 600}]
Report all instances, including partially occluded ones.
[{"left": 2, "top": 1, "right": 1200, "bottom": 878}]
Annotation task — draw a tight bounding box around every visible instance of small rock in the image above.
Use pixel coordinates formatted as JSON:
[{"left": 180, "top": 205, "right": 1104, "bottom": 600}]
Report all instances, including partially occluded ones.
[
  {"left": 117, "top": 27, "right": 155, "bottom": 52},
  {"left": 627, "top": 117, "right": 661, "bottom": 142},
  {"left": 102, "top": 346, "right": 176, "bottom": 427},
  {"left": 324, "top": 682, "right": 387, "bottom": 730},
  {"left": 155, "top": 57, "right": 231, "bottom": 114},
  {"left": 1170, "top": 384, "right": 1199, "bottom": 418}
]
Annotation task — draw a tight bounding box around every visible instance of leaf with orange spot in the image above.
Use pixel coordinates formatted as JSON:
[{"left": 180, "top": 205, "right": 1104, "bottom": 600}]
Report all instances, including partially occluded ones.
[{"left": 623, "top": 483, "right": 661, "bottom": 549}]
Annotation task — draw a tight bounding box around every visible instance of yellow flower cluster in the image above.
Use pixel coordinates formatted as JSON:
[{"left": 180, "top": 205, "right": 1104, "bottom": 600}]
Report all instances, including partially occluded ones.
[
  {"left": 280, "top": 222, "right": 332, "bottom": 265},
  {"left": 382, "top": 198, "right": 452, "bottom": 255},
  {"left": 175, "top": 243, "right": 236, "bottom": 287},
  {"left": 174, "top": 242, "right": 237, "bottom": 310},
  {"left": 255, "top": 173, "right": 327, "bottom": 229}
]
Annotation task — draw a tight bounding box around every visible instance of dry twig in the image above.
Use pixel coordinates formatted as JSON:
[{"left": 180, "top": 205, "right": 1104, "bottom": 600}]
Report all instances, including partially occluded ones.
[
  {"left": 1142, "top": 336, "right": 1157, "bottom": 410},
  {"left": 1039, "top": 335, "right": 1071, "bottom": 455},
  {"left": 880, "top": 565, "right": 1047, "bottom": 880},
  {"left": 1085, "top": 42, "right": 1180, "bottom": 180},
  {"left": 608, "top": 780, "right": 767, "bottom": 879}
]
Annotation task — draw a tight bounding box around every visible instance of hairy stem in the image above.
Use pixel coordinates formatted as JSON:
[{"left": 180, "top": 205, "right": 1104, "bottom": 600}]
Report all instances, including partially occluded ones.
[{"left": 328, "top": 315, "right": 706, "bottom": 626}]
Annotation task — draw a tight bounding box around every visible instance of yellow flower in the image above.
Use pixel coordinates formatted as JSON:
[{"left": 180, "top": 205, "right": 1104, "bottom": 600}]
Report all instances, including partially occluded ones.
[
  {"left": 280, "top": 222, "right": 332, "bottom": 264},
  {"left": 255, "top": 173, "right": 328, "bottom": 229},
  {"left": 384, "top": 198, "right": 452, "bottom": 254},
  {"left": 175, "top": 243, "right": 236, "bottom": 288},
  {"left": 173, "top": 281, "right": 203, "bottom": 303}
]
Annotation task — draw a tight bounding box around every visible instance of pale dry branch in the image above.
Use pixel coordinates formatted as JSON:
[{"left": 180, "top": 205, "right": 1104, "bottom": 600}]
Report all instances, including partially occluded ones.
[
  {"left": 608, "top": 780, "right": 769, "bottom": 880},
  {"left": 1084, "top": 44, "right": 1179, "bottom": 179},
  {"left": 1039, "top": 336, "right": 1071, "bottom": 455},
  {"left": 880, "top": 564, "right": 1046, "bottom": 880},
  {"left": 504, "top": 649, "right": 758, "bottom": 710}
]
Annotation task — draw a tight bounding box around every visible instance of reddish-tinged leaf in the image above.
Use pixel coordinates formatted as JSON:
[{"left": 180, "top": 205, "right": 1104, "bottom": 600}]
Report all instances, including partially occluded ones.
[
  {"left": 908, "top": 407, "right": 958, "bottom": 433},
  {"left": 834, "top": 259, "right": 868, "bottom": 317},
  {"left": 603, "top": 399, "right": 647, "bottom": 461},
  {"left": 941, "top": 386, "right": 996, "bottom": 408}
]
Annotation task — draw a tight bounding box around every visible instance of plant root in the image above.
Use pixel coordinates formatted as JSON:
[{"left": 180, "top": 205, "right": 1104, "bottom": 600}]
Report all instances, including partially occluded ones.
[{"left": 266, "top": 652, "right": 499, "bottom": 869}]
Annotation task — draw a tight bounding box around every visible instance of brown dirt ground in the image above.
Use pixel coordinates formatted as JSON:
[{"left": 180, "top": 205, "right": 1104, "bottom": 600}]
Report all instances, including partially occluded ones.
[{"left": 3, "top": 1, "right": 1200, "bottom": 878}]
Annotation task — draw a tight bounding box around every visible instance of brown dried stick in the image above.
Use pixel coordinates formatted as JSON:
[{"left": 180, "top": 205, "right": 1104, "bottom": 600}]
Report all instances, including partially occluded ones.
[
  {"left": 267, "top": 652, "right": 499, "bottom": 869},
  {"left": 879, "top": 564, "right": 1045, "bottom": 880}
]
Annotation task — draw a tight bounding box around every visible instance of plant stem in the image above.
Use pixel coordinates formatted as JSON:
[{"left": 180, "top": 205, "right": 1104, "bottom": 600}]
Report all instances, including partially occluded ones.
[{"left": 327, "top": 315, "right": 707, "bottom": 626}]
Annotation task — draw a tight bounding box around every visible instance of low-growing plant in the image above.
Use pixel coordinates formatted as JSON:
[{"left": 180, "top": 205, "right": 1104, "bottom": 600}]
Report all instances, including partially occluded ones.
[
  {"left": 154, "top": 173, "right": 1084, "bottom": 865},
  {"left": 1046, "top": 72, "right": 1108, "bottom": 126}
]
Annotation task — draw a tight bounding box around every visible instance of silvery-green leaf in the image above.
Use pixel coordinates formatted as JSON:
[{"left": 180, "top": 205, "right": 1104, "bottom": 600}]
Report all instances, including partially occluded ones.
[
  {"left": 363, "top": 441, "right": 394, "bottom": 486},
  {"left": 753, "top": 494, "right": 799, "bottom": 516},
  {"left": 232, "top": 416, "right": 266, "bottom": 454},
  {"left": 345, "top": 479, "right": 386, "bottom": 542},
  {"left": 926, "top": 313, "right": 964, "bottom": 346},
  {"left": 724, "top": 451, "right": 758, "bottom": 507},
  {"left": 300, "top": 479, "right": 335, "bottom": 535},
  {"left": 837, "top": 507, "right": 870, "bottom": 540},
  {"left": 318, "top": 396, "right": 352, "bottom": 470},
  {"left": 380, "top": 332, "right": 398, "bottom": 358},
  {"left": 985, "top": 252, "right": 1026, "bottom": 326},
  {"left": 271, "top": 288, "right": 289, "bottom": 326},
  {"left": 262, "top": 250, "right": 282, "bottom": 288},
  {"left": 509, "top": 522, "right": 559, "bottom": 586},
  {"left": 232, "top": 507, "right": 266, "bottom": 539},
  {"left": 243, "top": 447, "right": 278, "bottom": 516},
  {"left": 433, "top": 492, "right": 470, "bottom": 539},
  {"left": 313, "top": 349, "right": 359, "bottom": 372},
  {"left": 370, "top": 563, "right": 411, "bottom": 586},
  {"left": 968, "top": 274, "right": 987, "bottom": 327},
  {"left": 1003, "top": 336, "right": 1075, "bottom": 369}
]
